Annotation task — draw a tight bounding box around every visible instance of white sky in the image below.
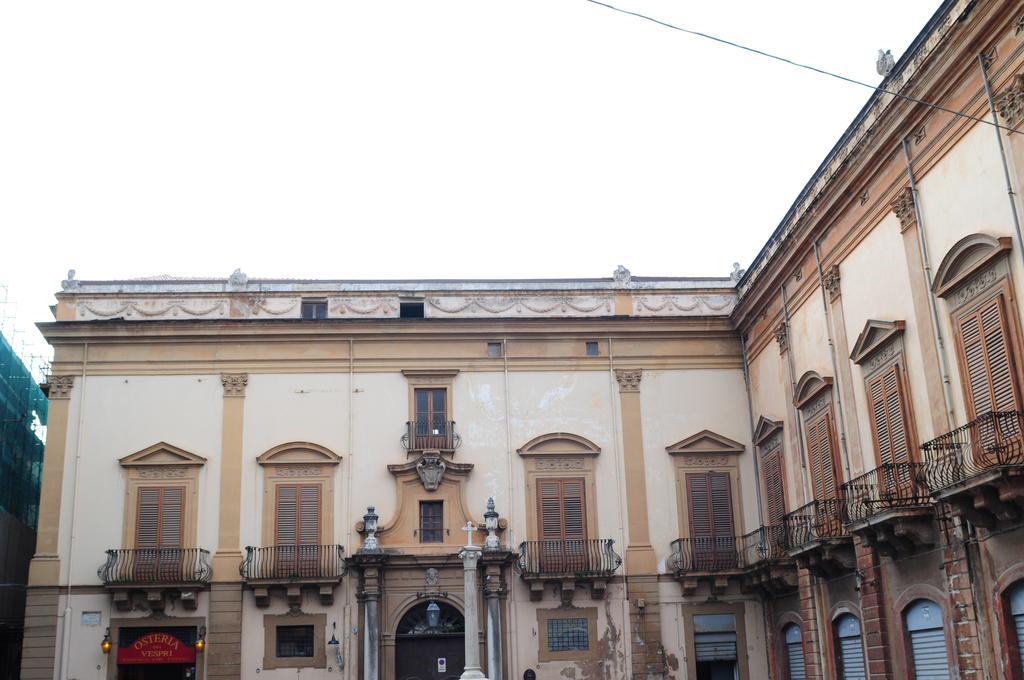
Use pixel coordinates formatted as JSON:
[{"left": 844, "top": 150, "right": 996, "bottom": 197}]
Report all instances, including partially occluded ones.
[{"left": 1, "top": 0, "right": 941, "bottom": 341}]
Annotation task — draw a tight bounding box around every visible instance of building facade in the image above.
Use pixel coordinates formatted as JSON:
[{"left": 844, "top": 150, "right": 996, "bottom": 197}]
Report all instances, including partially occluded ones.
[{"left": 19, "top": 1, "right": 1024, "bottom": 679}]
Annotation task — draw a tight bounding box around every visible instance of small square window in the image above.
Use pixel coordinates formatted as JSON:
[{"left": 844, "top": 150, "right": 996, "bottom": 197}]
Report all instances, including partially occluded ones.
[
  {"left": 585, "top": 342, "right": 599, "bottom": 357},
  {"left": 547, "top": 618, "right": 589, "bottom": 652},
  {"left": 487, "top": 342, "right": 503, "bottom": 358},
  {"left": 420, "top": 501, "right": 443, "bottom": 543},
  {"left": 276, "top": 625, "right": 315, "bottom": 658},
  {"left": 400, "top": 301, "right": 425, "bottom": 318},
  {"left": 301, "top": 299, "right": 327, "bottom": 320}
]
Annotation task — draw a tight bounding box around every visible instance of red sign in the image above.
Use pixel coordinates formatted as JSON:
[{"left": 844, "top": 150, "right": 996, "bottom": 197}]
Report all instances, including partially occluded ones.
[{"left": 117, "top": 631, "right": 196, "bottom": 665}]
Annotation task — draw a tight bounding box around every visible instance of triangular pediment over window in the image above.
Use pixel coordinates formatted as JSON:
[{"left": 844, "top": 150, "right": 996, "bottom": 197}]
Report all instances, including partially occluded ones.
[
  {"left": 932, "top": 233, "right": 1012, "bottom": 298},
  {"left": 119, "top": 442, "right": 207, "bottom": 467},
  {"left": 752, "top": 417, "right": 783, "bottom": 447},
  {"left": 257, "top": 442, "right": 342, "bottom": 466},
  {"left": 850, "top": 320, "right": 905, "bottom": 364},
  {"left": 517, "top": 432, "right": 601, "bottom": 457},
  {"left": 666, "top": 430, "right": 745, "bottom": 456}
]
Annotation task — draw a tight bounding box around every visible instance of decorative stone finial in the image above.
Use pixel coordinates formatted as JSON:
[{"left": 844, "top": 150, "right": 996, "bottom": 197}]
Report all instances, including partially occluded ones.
[
  {"left": 361, "top": 506, "right": 381, "bottom": 553},
  {"left": 612, "top": 265, "right": 632, "bottom": 286},
  {"left": 876, "top": 49, "right": 894, "bottom": 77},
  {"left": 730, "top": 263, "right": 746, "bottom": 283},
  {"left": 61, "top": 269, "right": 80, "bottom": 291},
  {"left": 483, "top": 498, "right": 501, "bottom": 551},
  {"left": 227, "top": 268, "right": 248, "bottom": 290}
]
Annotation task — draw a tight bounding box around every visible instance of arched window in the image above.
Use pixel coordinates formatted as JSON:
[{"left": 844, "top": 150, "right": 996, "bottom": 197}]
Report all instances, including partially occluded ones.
[
  {"left": 782, "top": 623, "right": 806, "bottom": 680},
  {"left": 904, "top": 599, "right": 949, "bottom": 679},
  {"left": 833, "top": 614, "right": 866, "bottom": 680},
  {"left": 1009, "top": 582, "right": 1024, "bottom": 678}
]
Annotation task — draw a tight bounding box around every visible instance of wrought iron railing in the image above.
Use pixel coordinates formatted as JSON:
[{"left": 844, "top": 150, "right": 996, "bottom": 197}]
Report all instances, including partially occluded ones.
[
  {"left": 782, "top": 498, "right": 848, "bottom": 551},
  {"left": 401, "top": 420, "right": 462, "bottom": 451},
  {"left": 516, "top": 539, "right": 622, "bottom": 578},
  {"left": 740, "top": 525, "right": 790, "bottom": 565},
  {"left": 841, "top": 462, "right": 932, "bottom": 523},
  {"left": 98, "top": 548, "right": 211, "bottom": 585},
  {"left": 921, "top": 411, "right": 1024, "bottom": 492},
  {"left": 239, "top": 545, "right": 346, "bottom": 581},
  {"left": 671, "top": 526, "right": 791, "bottom": 574}
]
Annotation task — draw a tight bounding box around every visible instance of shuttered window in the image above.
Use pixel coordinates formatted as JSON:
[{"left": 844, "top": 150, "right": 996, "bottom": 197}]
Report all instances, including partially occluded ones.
[
  {"left": 834, "top": 614, "right": 866, "bottom": 680},
  {"left": 957, "top": 294, "right": 1021, "bottom": 419},
  {"left": 1009, "top": 583, "right": 1024, "bottom": 678},
  {"left": 687, "top": 471, "right": 735, "bottom": 568},
  {"left": 905, "top": 600, "right": 949, "bottom": 680},
  {"left": 867, "top": 364, "right": 912, "bottom": 467},
  {"left": 275, "top": 485, "right": 320, "bottom": 546},
  {"left": 783, "top": 623, "right": 806, "bottom": 680},
  {"left": 136, "top": 486, "right": 184, "bottom": 549},
  {"left": 537, "top": 478, "right": 587, "bottom": 571},
  {"left": 762, "top": 447, "right": 787, "bottom": 524},
  {"left": 805, "top": 410, "right": 839, "bottom": 501}
]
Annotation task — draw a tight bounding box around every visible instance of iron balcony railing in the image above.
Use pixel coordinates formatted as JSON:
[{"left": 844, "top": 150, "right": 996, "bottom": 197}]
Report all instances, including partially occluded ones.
[
  {"left": 921, "top": 410, "right": 1024, "bottom": 493},
  {"left": 401, "top": 419, "right": 462, "bottom": 451},
  {"left": 841, "top": 462, "right": 932, "bottom": 523},
  {"left": 239, "top": 545, "right": 346, "bottom": 581},
  {"left": 782, "top": 498, "right": 848, "bottom": 551},
  {"left": 516, "top": 539, "right": 622, "bottom": 578},
  {"left": 98, "top": 548, "right": 212, "bottom": 585},
  {"left": 671, "top": 526, "right": 790, "bottom": 574}
]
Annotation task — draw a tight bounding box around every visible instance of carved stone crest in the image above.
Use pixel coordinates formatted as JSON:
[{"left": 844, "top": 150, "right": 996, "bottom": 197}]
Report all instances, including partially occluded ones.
[
  {"left": 416, "top": 452, "right": 446, "bottom": 491},
  {"left": 425, "top": 567, "right": 440, "bottom": 587}
]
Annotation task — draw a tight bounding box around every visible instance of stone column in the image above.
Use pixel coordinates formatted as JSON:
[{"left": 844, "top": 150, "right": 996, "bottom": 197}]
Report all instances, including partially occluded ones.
[
  {"left": 359, "top": 561, "right": 383, "bottom": 680},
  {"left": 459, "top": 544, "right": 488, "bottom": 680},
  {"left": 483, "top": 561, "right": 503, "bottom": 680}
]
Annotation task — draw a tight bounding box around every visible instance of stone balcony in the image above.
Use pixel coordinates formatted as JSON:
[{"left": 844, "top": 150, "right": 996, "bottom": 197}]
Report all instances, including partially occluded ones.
[
  {"left": 239, "top": 544, "right": 346, "bottom": 607},
  {"left": 841, "top": 462, "right": 936, "bottom": 558},
  {"left": 921, "top": 410, "right": 1024, "bottom": 530},
  {"left": 670, "top": 527, "right": 796, "bottom": 596},
  {"left": 516, "top": 538, "right": 621, "bottom": 603},
  {"left": 782, "top": 499, "right": 855, "bottom": 577},
  {"left": 98, "top": 547, "right": 211, "bottom": 611}
]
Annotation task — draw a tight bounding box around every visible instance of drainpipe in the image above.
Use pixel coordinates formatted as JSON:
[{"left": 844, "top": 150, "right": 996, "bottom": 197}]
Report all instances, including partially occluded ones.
[
  {"left": 740, "top": 334, "right": 766, "bottom": 530},
  {"left": 901, "top": 137, "right": 958, "bottom": 430},
  {"left": 812, "top": 240, "right": 853, "bottom": 482},
  {"left": 58, "top": 343, "right": 88, "bottom": 680},
  {"left": 780, "top": 284, "right": 813, "bottom": 503},
  {"left": 606, "top": 338, "right": 632, "bottom": 672},
  {"left": 979, "top": 54, "right": 1024, "bottom": 274},
  {"left": 501, "top": 337, "right": 520, "bottom": 675}
]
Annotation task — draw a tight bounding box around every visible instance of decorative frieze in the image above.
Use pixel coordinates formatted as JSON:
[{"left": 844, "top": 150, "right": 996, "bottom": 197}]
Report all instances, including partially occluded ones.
[
  {"left": 274, "top": 466, "right": 323, "bottom": 477},
  {"left": 427, "top": 295, "right": 613, "bottom": 317},
  {"left": 535, "top": 457, "right": 585, "bottom": 471},
  {"left": 137, "top": 467, "right": 188, "bottom": 479},
  {"left": 220, "top": 374, "right": 248, "bottom": 398},
  {"left": 891, "top": 187, "right": 917, "bottom": 232},
  {"left": 614, "top": 369, "right": 642, "bottom": 393},
  {"left": 633, "top": 295, "right": 734, "bottom": 316},
  {"left": 995, "top": 74, "right": 1024, "bottom": 128},
  {"left": 951, "top": 265, "right": 1000, "bottom": 307},
  {"left": 677, "top": 455, "right": 730, "bottom": 468},
  {"left": 48, "top": 375, "right": 75, "bottom": 399},
  {"left": 823, "top": 265, "right": 841, "bottom": 302},
  {"left": 774, "top": 322, "right": 789, "bottom": 355}
]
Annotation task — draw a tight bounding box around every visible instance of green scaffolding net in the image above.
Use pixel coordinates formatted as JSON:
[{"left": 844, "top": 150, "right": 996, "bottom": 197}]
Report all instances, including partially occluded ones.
[{"left": 0, "top": 332, "right": 47, "bottom": 529}]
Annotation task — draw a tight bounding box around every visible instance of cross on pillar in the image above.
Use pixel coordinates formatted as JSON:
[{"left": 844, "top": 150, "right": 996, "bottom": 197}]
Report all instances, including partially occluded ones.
[{"left": 463, "top": 521, "right": 476, "bottom": 547}]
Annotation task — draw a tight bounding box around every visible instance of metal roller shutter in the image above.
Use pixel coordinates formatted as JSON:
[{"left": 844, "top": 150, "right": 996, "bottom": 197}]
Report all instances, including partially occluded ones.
[
  {"left": 1010, "top": 584, "right": 1024, "bottom": 677},
  {"left": 694, "top": 631, "right": 737, "bottom": 662},
  {"left": 837, "top": 637, "right": 866, "bottom": 680},
  {"left": 783, "top": 624, "right": 805, "bottom": 680},
  {"left": 909, "top": 628, "right": 948, "bottom": 679}
]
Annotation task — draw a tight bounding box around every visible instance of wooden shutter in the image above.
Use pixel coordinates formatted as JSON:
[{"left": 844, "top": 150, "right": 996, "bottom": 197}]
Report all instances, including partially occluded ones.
[
  {"left": 867, "top": 365, "right": 911, "bottom": 467},
  {"left": 762, "top": 448, "right": 786, "bottom": 525},
  {"left": 537, "top": 478, "right": 587, "bottom": 540},
  {"left": 687, "top": 473, "right": 712, "bottom": 540},
  {"left": 135, "top": 486, "right": 184, "bottom": 549},
  {"left": 276, "top": 484, "right": 320, "bottom": 546},
  {"left": 687, "top": 472, "right": 734, "bottom": 538},
  {"left": 806, "top": 412, "right": 839, "bottom": 501},
  {"left": 957, "top": 295, "right": 1021, "bottom": 418}
]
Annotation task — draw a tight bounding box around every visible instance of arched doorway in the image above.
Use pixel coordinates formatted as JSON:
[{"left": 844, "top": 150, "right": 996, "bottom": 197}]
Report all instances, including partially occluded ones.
[{"left": 395, "top": 601, "right": 465, "bottom": 680}]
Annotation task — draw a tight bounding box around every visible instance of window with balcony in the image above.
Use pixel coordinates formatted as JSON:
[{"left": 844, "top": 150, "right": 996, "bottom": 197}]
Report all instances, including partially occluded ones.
[
  {"left": 538, "top": 478, "right": 587, "bottom": 571},
  {"left": 414, "top": 387, "right": 449, "bottom": 449},
  {"left": 762, "top": 446, "right": 786, "bottom": 525},
  {"left": 686, "top": 471, "right": 736, "bottom": 569},
  {"left": 955, "top": 293, "right": 1021, "bottom": 418},
  {"left": 273, "top": 484, "right": 321, "bottom": 578}
]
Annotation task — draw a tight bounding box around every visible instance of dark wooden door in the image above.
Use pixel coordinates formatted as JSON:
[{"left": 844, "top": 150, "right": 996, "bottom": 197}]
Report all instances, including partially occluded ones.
[
  {"left": 414, "top": 388, "right": 448, "bottom": 449},
  {"left": 395, "top": 635, "right": 465, "bottom": 680}
]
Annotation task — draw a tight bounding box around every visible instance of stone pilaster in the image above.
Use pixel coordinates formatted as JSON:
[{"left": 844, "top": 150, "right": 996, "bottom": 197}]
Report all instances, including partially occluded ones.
[
  {"left": 797, "top": 568, "right": 824, "bottom": 680},
  {"left": 212, "top": 374, "right": 247, "bottom": 580},
  {"left": 942, "top": 529, "right": 985, "bottom": 678},
  {"left": 206, "top": 584, "right": 243, "bottom": 678},
  {"left": 19, "top": 587, "right": 59, "bottom": 680},
  {"left": 613, "top": 368, "right": 656, "bottom": 574},
  {"left": 854, "top": 540, "right": 894, "bottom": 679}
]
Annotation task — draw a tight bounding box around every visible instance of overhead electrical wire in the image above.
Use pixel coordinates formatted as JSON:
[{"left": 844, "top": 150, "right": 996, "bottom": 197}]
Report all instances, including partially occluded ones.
[{"left": 582, "top": 0, "right": 1006, "bottom": 132}]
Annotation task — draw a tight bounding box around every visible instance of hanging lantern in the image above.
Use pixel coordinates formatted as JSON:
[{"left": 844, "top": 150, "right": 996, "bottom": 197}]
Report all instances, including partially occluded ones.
[
  {"left": 100, "top": 628, "right": 112, "bottom": 654},
  {"left": 195, "top": 626, "right": 206, "bottom": 652},
  {"left": 327, "top": 622, "right": 343, "bottom": 667},
  {"left": 426, "top": 600, "right": 441, "bottom": 630}
]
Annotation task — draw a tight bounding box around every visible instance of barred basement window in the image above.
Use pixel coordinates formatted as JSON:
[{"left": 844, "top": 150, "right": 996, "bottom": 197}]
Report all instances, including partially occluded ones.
[
  {"left": 276, "top": 625, "right": 315, "bottom": 658},
  {"left": 547, "top": 617, "right": 589, "bottom": 652}
]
